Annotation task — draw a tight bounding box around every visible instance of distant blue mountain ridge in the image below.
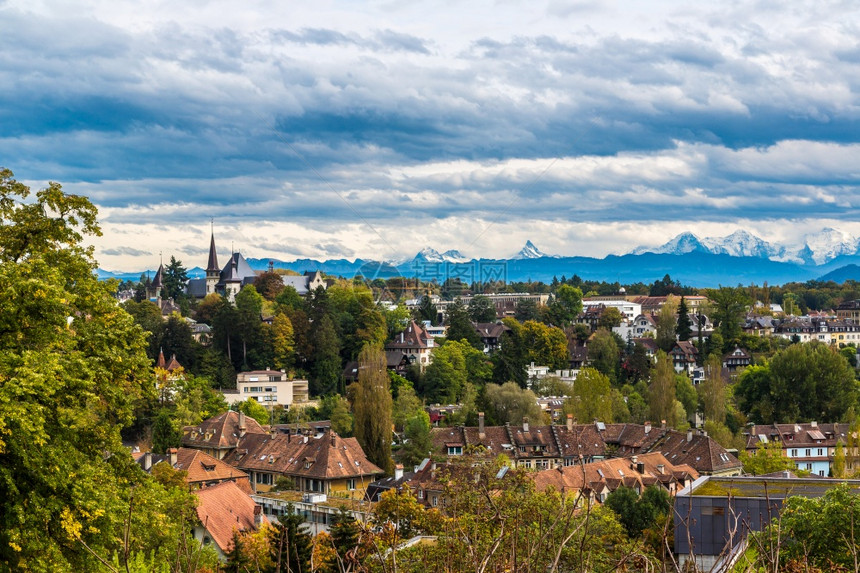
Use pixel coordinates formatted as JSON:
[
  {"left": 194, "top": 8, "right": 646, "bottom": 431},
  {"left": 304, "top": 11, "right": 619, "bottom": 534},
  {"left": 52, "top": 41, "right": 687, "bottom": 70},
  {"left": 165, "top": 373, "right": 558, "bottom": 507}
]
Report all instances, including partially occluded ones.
[{"left": 97, "top": 236, "right": 860, "bottom": 289}]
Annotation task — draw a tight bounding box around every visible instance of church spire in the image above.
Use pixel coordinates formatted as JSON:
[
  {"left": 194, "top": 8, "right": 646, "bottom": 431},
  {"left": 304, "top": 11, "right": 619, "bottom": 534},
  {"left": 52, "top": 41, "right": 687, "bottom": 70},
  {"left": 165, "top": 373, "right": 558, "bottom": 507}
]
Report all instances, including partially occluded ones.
[{"left": 206, "top": 220, "right": 219, "bottom": 273}]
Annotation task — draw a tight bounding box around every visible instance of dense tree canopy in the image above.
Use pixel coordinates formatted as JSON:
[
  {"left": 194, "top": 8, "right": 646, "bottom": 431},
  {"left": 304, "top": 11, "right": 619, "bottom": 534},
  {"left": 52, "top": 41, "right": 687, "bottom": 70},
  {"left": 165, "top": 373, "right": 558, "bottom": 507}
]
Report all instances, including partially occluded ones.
[{"left": 0, "top": 169, "right": 191, "bottom": 569}]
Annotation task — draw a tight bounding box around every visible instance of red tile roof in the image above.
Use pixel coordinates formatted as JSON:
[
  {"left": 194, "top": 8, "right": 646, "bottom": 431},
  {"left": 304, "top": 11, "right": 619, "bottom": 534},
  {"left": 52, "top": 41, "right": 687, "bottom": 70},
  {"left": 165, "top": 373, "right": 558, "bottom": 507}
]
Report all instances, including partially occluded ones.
[{"left": 195, "top": 481, "right": 265, "bottom": 553}]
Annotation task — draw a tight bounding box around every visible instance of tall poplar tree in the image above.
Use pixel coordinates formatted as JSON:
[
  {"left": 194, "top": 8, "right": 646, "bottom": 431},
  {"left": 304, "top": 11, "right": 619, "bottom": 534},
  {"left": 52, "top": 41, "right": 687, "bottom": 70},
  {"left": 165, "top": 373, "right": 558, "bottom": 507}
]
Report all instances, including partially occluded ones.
[
  {"left": 353, "top": 345, "right": 394, "bottom": 473},
  {"left": 649, "top": 351, "right": 677, "bottom": 426}
]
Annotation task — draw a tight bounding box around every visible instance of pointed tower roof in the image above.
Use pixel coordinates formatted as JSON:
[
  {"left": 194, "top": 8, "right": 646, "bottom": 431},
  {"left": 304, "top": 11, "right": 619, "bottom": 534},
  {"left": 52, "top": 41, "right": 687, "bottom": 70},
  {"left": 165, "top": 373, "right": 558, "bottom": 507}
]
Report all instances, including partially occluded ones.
[
  {"left": 152, "top": 264, "right": 164, "bottom": 288},
  {"left": 206, "top": 230, "right": 219, "bottom": 273},
  {"left": 156, "top": 348, "right": 167, "bottom": 369}
]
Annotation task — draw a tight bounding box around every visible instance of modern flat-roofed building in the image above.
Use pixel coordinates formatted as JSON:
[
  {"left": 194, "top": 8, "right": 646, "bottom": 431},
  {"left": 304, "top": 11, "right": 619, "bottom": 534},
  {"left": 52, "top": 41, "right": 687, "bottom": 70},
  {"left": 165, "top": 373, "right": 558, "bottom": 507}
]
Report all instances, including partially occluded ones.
[{"left": 234, "top": 369, "right": 310, "bottom": 407}]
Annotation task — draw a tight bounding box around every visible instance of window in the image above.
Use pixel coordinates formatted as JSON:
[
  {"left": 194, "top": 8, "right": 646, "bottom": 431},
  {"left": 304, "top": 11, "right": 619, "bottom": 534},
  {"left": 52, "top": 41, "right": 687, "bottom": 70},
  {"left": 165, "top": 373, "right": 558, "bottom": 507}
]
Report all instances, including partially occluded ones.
[
  {"left": 256, "top": 472, "right": 273, "bottom": 486},
  {"left": 432, "top": 495, "right": 438, "bottom": 507},
  {"left": 806, "top": 449, "right": 811, "bottom": 457},
  {"left": 791, "top": 449, "right": 798, "bottom": 457},
  {"left": 806, "top": 463, "right": 813, "bottom": 470},
  {"left": 820, "top": 470, "right": 825, "bottom": 476},
  {"left": 447, "top": 446, "right": 463, "bottom": 456},
  {"left": 818, "top": 448, "right": 823, "bottom": 456},
  {"left": 347, "top": 479, "right": 356, "bottom": 490},
  {"left": 417, "top": 489, "right": 424, "bottom": 500}
]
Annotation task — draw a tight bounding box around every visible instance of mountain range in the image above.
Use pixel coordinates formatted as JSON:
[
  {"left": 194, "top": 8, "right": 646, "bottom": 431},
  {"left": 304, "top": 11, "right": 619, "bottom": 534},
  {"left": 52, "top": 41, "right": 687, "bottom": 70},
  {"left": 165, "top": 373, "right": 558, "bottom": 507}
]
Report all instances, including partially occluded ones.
[
  {"left": 98, "top": 232, "right": 860, "bottom": 288},
  {"left": 630, "top": 228, "right": 860, "bottom": 266}
]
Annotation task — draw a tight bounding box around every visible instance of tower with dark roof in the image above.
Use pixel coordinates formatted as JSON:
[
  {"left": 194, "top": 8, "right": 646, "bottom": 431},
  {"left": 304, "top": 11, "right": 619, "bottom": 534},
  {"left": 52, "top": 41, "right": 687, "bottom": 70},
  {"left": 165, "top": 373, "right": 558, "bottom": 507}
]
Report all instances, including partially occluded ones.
[
  {"left": 205, "top": 227, "right": 220, "bottom": 296},
  {"left": 147, "top": 262, "right": 164, "bottom": 301}
]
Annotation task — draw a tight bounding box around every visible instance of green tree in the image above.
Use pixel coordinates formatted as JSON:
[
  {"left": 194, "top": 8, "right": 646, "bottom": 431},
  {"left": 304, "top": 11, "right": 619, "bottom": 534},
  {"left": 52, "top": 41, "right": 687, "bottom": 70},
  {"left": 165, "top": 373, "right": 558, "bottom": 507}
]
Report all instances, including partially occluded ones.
[
  {"left": 0, "top": 169, "right": 179, "bottom": 569},
  {"left": 737, "top": 342, "right": 859, "bottom": 423},
  {"left": 545, "top": 284, "right": 583, "bottom": 327},
  {"left": 162, "top": 255, "right": 189, "bottom": 302},
  {"left": 269, "top": 506, "right": 312, "bottom": 573},
  {"left": 707, "top": 286, "right": 750, "bottom": 347},
  {"left": 675, "top": 296, "right": 692, "bottom": 341},
  {"left": 392, "top": 384, "right": 424, "bottom": 432},
  {"left": 399, "top": 412, "right": 433, "bottom": 468},
  {"left": 604, "top": 485, "right": 670, "bottom": 538},
  {"left": 444, "top": 299, "right": 481, "bottom": 349},
  {"left": 649, "top": 351, "right": 677, "bottom": 426},
  {"left": 274, "top": 284, "right": 304, "bottom": 313},
  {"left": 469, "top": 294, "right": 498, "bottom": 323},
  {"left": 833, "top": 441, "right": 846, "bottom": 478},
  {"left": 416, "top": 294, "right": 438, "bottom": 325},
  {"left": 223, "top": 530, "right": 250, "bottom": 573},
  {"left": 597, "top": 306, "right": 624, "bottom": 330},
  {"left": 327, "top": 506, "right": 361, "bottom": 573},
  {"left": 236, "top": 398, "right": 271, "bottom": 426},
  {"left": 353, "top": 346, "right": 394, "bottom": 473},
  {"left": 311, "top": 313, "right": 342, "bottom": 396},
  {"left": 655, "top": 297, "right": 678, "bottom": 352},
  {"left": 483, "top": 382, "right": 544, "bottom": 425},
  {"left": 675, "top": 374, "right": 698, "bottom": 423},
  {"left": 234, "top": 284, "right": 264, "bottom": 368},
  {"left": 520, "top": 320, "right": 569, "bottom": 370},
  {"left": 151, "top": 409, "right": 181, "bottom": 454},
  {"left": 514, "top": 298, "right": 540, "bottom": 322},
  {"left": 271, "top": 312, "right": 295, "bottom": 371},
  {"left": 253, "top": 270, "right": 286, "bottom": 300},
  {"left": 588, "top": 327, "right": 621, "bottom": 385},
  {"left": 700, "top": 354, "right": 727, "bottom": 424},
  {"left": 492, "top": 318, "right": 528, "bottom": 387},
  {"left": 565, "top": 367, "right": 613, "bottom": 423}
]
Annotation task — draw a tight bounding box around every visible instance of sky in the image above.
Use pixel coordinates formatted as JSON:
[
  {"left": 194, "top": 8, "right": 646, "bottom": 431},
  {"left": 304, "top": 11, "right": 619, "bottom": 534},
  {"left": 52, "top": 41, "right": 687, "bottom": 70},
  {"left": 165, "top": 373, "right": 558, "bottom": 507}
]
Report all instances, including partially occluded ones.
[{"left": 2, "top": 0, "right": 860, "bottom": 271}]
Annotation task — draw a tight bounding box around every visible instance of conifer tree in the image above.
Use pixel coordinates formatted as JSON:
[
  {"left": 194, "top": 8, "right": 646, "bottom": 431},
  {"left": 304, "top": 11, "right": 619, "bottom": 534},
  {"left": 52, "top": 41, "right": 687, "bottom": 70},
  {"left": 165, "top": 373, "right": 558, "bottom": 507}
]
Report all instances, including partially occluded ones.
[{"left": 676, "top": 296, "right": 692, "bottom": 341}]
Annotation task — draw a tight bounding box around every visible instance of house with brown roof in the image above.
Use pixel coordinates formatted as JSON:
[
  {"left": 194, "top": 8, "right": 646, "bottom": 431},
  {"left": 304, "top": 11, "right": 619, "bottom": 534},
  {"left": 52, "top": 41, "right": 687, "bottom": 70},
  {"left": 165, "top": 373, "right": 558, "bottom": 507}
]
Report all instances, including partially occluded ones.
[
  {"left": 473, "top": 321, "right": 510, "bottom": 354},
  {"left": 669, "top": 341, "right": 698, "bottom": 375},
  {"left": 222, "top": 429, "right": 384, "bottom": 499},
  {"left": 431, "top": 418, "right": 742, "bottom": 477},
  {"left": 193, "top": 480, "right": 266, "bottom": 561},
  {"left": 182, "top": 411, "right": 268, "bottom": 460},
  {"left": 384, "top": 320, "right": 435, "bottom": 372},
  {"left": 530, "top": 452, "right": 699, "bottom": 502},
  {"left": 135, "top": 447, "right": 251, "bottom": 491},
  {"left": 744, "top": 422, "right": 850, "bottom": 477}
]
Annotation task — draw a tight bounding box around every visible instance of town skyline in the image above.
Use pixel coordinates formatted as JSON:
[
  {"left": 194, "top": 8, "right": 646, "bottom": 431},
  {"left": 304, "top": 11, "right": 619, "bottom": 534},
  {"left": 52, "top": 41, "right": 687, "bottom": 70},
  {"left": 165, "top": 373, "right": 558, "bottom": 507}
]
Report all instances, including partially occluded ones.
[{"left": 3, "top": 0, "right": 859, "bottom": 271}]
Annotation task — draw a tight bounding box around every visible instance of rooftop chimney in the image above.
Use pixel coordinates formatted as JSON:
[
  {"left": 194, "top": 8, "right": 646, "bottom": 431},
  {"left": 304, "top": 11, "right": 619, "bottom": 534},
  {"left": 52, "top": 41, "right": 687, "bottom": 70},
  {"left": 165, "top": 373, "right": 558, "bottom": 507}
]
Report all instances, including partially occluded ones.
[
  {"left": 631, "top": 455, "right": 638, "bottom": 465},
  {"left": 811, "top": 421, "right": 818, "bottom": 428},
  {"left": 168, "top": 447, "right": 177, "bottom": 466},
  {"left": 238, "top": 411, "right": 247, "bottom": 438},
  {"left": 253, "top": 504, "right": 263, "bottom": 527},
  {"left": 657, "top": 464, "right": 665, "bottom": 475},
  {"left": 567, "top": 413, "right": 573, "bottom": 432},
  {"left": 661, "top": 419, "right": 667, "bottom": 431},
  {"left": 687, "top": 428, "right": 693, "bottom": 442},
  {"left": 143, "top": 451, "right": 152, "bottom": 471},
  {"left": 644, "top": 421, "right": 651, "bottom": 434},
  {"left": 394, "top": 464, "right": 404, "bottom": 481},
  {"left": 523, "top": 417, "right": 529, "bottom": 433},
  {"left": 330, "top": 430, "right": 337, "bottom": 447},
  {"left": 478, "top": 412, "right": 485, "bottom": 439}
]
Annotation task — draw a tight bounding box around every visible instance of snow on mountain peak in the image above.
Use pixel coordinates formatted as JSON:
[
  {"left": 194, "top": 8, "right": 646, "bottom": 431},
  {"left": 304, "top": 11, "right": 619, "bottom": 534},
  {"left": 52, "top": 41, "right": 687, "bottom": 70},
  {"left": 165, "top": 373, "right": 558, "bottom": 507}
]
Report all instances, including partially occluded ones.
[
  {"left": 631, "top": 232, "right": 708, "bottom": 255},
  {"left": 515, "top": 240, "right": 550, "bottom": 259},
  {"left": 412, "top": 247, "right": 470, "bottom": 264}
]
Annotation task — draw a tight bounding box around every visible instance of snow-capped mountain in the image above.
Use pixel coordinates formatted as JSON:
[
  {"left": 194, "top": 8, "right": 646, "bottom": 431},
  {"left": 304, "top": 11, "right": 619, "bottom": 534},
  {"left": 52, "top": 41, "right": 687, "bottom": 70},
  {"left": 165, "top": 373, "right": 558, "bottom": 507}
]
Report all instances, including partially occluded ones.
[
  {"left": 411, "top": 247, "right": 471, "bottom": 264},
  {"left": 701, "top": 230, "right": 785, "bottom": 260},
  {"left": 514, "top": 240, "right": 551, "bottom": 259},
  {"left": 631, "top": 228, "right": 860, "bottom": 265},
  {"left": 631, "top": 232, "right": 710, "bottom": 255},
  {"left": 797, "top": 228, "right": 858, "bottom": 265}
]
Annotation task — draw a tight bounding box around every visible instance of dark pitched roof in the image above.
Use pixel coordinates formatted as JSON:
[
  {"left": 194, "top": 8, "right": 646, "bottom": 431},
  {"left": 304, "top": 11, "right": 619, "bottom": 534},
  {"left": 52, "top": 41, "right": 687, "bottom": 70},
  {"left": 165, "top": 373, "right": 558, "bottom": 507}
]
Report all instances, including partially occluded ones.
[
  {"left": 182, "top": 411, "right": 268, "bottom": 451},
  {"left": 651, "top": 430, "right": 742, "bottom": 474},
  {"left": 223, "top": 431, "right": 384, "bottom": 481},
  {"left": 151, "top": 263, "right": 164, "bottom": 288},
  {"left": 386, "top": 321, "right": 432, "bottom": 350},
  {"left": 172, "top": 447, "right": 249, "bottom": 486},
  {"left": 207, "top": 231, "right": 219, "bottom": 272}
]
